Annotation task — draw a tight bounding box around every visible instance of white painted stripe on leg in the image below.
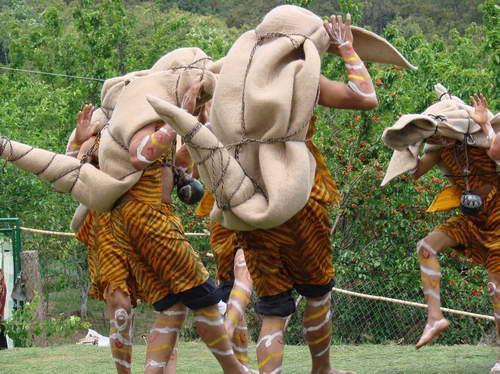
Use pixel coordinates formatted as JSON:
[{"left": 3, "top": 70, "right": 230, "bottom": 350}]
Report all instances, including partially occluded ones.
[
  {"left": 232, "top": 344, "right": 248, "bottom": 353},
  {"left": 314, "top": 344, "right": 331, "bottom": 358},
  {"left": 150, "top": 326, "right": 180, "bottom": 334},
  {"left": 109, "top": 333, "right": 132, "bottom": 346},
  {"left": 267, "top": 367, "right": 282, "bottom": 374},
  {"left": 494, "top": 313, "right": 500, "bottom": 320},
  {"left": 194, "top": 316, "right": 224, "bottom": 326},
  {"left": 210, "top": 347, "right": 234, "bottom": 356},
  {"left": 257, "top": 331, "right": 283, "bottom": 349},
  {"left": 228, "top": 300, "right": 244, "bottom": 314},
  {"left": 304, "top": 311, "right": 331, "bottom": 333},
  {"left": 234, "top": 280, "right": 252, "bottom": 294},
  {"left": 145, "top": 359, "right": 167, "bottom": 368},
  {"left": 420, "top": 265, "right": 441, "bottom": 278},
  {"left": 423, "top": 289, "right": 441, "bottom": 301},
  {"left": 157, "top": 309, "right": 188, "bottom": 317},
  {"left": 417, "top": 240, "right": 437, "bottom": 256},
  {"left": 308, "top": 293, "right": 331, "bottom": 308},
  {"left": 113, "top": 358, "right": 131, "bottom": 369}
]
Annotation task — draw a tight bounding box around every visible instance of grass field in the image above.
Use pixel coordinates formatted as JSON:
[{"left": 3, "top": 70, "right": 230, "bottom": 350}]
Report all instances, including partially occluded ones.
[{"left": 0, "top": 342, "right": 496, "bottom": 373}]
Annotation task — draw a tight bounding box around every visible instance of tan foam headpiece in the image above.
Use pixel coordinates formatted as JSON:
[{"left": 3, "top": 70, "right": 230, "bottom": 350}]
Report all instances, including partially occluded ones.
[
  {"left": 147, "top": 5, "right": 416, "bottom": 231},
  {"left": 381, "top": 84, "right": 499, "bottom": 186}
]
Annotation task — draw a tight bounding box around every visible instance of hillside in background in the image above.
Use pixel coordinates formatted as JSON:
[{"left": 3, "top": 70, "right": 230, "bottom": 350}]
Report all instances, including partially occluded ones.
[{"left": 158, "top": 0, "right": 484, "bottom": 34}]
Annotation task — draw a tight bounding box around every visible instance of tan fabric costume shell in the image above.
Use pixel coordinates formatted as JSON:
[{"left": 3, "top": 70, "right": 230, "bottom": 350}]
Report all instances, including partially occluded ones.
[
  {"left": 0, "top": 48, "right": 216, "bottom": 216},
  {"left": 147, "top": 5, "right": 415, "bottom": 231},
  {"left": 382, "top": 84, "right": 500, "bottom": 186}
]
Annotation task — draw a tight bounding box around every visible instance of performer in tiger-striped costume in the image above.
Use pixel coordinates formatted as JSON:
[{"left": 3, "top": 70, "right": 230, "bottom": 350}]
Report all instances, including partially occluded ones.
[
  {"left": 410, "top": 94, "right": 500, "bottom": 373},
  {"left": 195, "top": 192, "right": 254, "bottom": 370},
  {"left": 69, "top": 104, "right": 179, "bottom": 374},
  {"left": 227, "top": 14, "right": 376, "bottom": 374},
  {"left": 107, "top": 76, "right": 248, "bottom": 373}
]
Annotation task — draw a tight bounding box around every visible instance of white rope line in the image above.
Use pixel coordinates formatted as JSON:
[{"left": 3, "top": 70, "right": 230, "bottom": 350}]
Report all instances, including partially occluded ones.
[
  {"left": 19, "top": 226, "right": 210, "bottom": 237},
  {"left": 0, "top": 66, "right": 105, "bottom": 82},
  {"left": 332, "top": 287, "right": 494, "bottom": 321},
  {"left": 14, "top": 227, "right": 494, "bottom": 322}
]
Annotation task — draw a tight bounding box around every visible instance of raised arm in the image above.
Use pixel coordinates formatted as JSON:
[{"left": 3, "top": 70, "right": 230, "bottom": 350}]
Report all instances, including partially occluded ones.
[
  {"left": 469, "top": 94, "right": 500, "bottom": 161},
  {"left": 319, "top": 14, "right": 378, "bottom": 110},
  {"left": 412, "top": 149, "right": 441, "bottom": 181}
]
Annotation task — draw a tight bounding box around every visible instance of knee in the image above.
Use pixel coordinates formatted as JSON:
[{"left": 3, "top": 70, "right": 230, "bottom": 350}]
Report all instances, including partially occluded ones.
[
  {"left": 417, "top": 238, "right": 438, "bottom": 260},
  {"left": 255, "top": 290, "right": 295, "bottom": 317},
  {"left": 488, "top": 281, "right": 500, "bottom": 302},
  {"left": 107, "top": 289, "right": 132, "bottom": 314}
]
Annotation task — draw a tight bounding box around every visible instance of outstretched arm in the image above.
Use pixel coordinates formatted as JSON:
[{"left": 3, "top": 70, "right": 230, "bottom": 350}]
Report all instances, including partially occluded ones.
[
  {"left": 469, "top": 94, "right": 500, "bottom": 161},
  {"left": 319, "top": 14, "right": 378, "bottom": 110}
]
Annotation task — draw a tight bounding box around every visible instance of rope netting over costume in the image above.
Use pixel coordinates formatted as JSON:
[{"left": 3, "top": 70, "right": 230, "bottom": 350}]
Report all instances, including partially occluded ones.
[
  {"left": 16, "top": 224, "right": 497, "bottom": 347},
  {"left": 183, "top": 31, "right": 319, "bottom": 211}
]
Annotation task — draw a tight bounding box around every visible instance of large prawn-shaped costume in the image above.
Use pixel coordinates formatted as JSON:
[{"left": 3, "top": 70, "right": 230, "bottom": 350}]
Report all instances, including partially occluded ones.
[{"left": 146, "top": 5, "right": 416, "bottom": 231}]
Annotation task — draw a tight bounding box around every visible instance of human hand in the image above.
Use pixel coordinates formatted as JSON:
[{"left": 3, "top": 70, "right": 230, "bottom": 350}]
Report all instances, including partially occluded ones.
[
  {"left": 468, "top": 93, "right": 489, "bottom": 129},
  {"left": 74, "top": 104, "right": 96, "bottom": 145},
  {"left": 181, "top": 80, "right": 205, "bottom": 115},
  {"left": 323, "top": 13, "right": 353, "bottom": 55}
]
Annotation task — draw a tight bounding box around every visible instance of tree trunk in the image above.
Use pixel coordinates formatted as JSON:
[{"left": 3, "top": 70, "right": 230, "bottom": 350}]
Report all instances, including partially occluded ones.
[
  {"left": 21, "top": 250, "right": 47, "bottom": 346},
  {"left": 80, "top": 280, "right": 89, "bottom": 319}
]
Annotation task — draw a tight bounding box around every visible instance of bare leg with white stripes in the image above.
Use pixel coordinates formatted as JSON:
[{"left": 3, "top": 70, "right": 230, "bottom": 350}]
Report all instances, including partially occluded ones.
[
  {"left": 163, "top": 337, "right": 179, "bottom": 374},
  {"left": 145, "top": 304, "right": 187, "bottom": 374},
  {"left": 194, "top": 305, "right": 248, "bottom": 373},
  {"left": 233, "top": 315, "right": 251, "bottom": 369},
  {"left": 303, "top": 293, "right": 353, "bottom": 374},
  {"left": 488, "top": 273, "right": 500, "bottom": 374},
  {"left": 107, "top": 290, "right": 134, "bottom": 374},
  {"left": 256, "top": 316, "right": 286, "bottom": 374},
  {"left": 416, "top": 231, "right": 457, "bottom": 349},
  {"left": 225, "top": 249, "right": 253, "bottom": 368}
]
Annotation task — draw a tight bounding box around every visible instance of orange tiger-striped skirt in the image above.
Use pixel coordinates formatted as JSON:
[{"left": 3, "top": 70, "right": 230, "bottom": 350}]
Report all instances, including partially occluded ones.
[
  {"left": 110, "top": 198, "right": 209, "bottom": 304},
  {"left": 436, "top": 186, "right": 500, "bottom": 273},
  {"left": 196, "top": 192, "right": 239, "bottom": 283},
  {"left": 75, "top": 211, "right": 137, "bottom": 303},
  {"left": 236, "top": 117, "right": 340, "bottom": 297}
]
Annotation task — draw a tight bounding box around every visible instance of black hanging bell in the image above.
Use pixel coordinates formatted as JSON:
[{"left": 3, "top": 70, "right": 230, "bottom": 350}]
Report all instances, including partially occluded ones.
[{"left": 460, "top": 191, "right": 483, "bottom": 216}]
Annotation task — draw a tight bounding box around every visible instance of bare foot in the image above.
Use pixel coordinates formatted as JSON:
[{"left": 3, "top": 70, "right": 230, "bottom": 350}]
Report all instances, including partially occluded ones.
[
  {"left": 330, "top": 369, "right": 356, "bottom": 374},
  {"left": 415, "top": 318, "right": 450, "bottom": 349},
  {"left": 490, "top": 362, "right": 500, "bottom": 374}
]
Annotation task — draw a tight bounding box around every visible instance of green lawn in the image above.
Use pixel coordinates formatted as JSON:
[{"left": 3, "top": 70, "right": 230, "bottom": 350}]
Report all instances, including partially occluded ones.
[{"left": 0, "top": 343, "right": 497, "bottom": 373}]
